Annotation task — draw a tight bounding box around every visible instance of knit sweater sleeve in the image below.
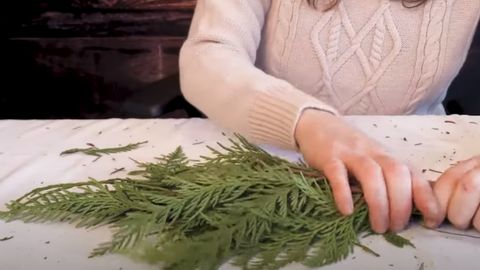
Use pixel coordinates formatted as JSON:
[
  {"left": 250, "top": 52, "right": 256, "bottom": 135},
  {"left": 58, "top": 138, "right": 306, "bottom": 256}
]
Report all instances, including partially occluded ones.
[{"left": 179, "top": 0, "right": 338, "bottom": 150}]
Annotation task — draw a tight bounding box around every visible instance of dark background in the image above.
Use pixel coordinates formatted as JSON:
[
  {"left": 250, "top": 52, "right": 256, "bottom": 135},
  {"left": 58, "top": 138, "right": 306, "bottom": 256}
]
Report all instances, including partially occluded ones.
[{"left": 2, "top": 0, "right": 479, "bottom": 119}]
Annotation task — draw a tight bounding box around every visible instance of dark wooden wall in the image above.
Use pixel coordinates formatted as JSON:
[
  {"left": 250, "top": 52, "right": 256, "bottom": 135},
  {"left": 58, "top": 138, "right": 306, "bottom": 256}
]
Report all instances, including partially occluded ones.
[
  {"left": 2, "top": 1, "right": 479, "bottom": 119},
  {"left": 3, "top": 0, "right": 199, "bottom": 119}
]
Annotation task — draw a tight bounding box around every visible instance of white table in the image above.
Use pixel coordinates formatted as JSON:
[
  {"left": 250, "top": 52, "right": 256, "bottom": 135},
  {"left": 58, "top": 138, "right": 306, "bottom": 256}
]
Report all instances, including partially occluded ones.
[{"left": 0, "top": 117, "right": 479, "bottom": 270}]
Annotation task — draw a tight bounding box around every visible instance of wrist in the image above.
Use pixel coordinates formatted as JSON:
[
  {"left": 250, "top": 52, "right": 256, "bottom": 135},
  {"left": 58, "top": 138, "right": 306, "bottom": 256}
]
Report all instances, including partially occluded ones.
[{"left": 294, "top": 108, "right": 337, "bottom": 148}]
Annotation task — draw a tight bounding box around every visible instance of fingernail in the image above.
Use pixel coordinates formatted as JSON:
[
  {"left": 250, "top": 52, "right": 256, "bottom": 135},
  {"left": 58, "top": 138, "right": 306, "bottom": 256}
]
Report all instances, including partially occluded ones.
[
  {"left": 373, "top": 224, "right": 388, "bottom": 234},
  {"left": 424, "top": 219, "right": 437, "bottom": 228},
  {"left": 340, "top": 208, "right": 352, "bottom": 216},
  {"left": 337, "top": 201, "right": 354, "bottom": 216},
  {"left": 344, "top": 204, "right": 354, "bottom": 216},
  {"left": 390, "top": 223, "right": 405, "bottom": 232}
]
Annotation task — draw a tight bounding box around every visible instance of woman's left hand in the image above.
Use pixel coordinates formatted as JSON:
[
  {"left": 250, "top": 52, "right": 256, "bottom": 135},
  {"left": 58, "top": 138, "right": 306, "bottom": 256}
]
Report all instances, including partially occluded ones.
[{"left": 432, "top": 156, "right": 480, "bottom": 231}]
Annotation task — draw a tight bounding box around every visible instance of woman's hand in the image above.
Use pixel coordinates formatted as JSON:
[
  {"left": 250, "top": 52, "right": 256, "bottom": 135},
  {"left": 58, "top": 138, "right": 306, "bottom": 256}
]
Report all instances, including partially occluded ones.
[
  {"left": 295, "top": 109, "right": 442, "bottom": 233},
  {"left": 432, "top": 156, "right": 480, "bottom": 231}
]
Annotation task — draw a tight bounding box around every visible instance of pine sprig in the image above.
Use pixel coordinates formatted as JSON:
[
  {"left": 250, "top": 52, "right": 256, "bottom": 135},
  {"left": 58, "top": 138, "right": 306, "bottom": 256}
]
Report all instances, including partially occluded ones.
[
  {"left": 60, "top": 141, "right": 148, "bottom": 157},
  {"left": 1, "top": 135, "right": 414, "bottom": 270}
]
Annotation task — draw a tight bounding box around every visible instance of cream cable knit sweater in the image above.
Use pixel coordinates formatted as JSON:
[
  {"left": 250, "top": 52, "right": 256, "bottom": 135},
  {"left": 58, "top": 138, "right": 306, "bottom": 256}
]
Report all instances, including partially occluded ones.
[{"left": 179, "top": 0, "right": 480, "bottom": 149}]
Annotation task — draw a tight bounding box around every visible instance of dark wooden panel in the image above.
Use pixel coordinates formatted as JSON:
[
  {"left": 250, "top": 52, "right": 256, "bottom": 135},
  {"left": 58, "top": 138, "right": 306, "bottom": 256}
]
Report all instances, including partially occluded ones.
[
  {"left": 8, "top": 11, "right": 194, "bottom": 38},
  {"left": 7, "top": 0, "right": 196, "bottom": 10},
  {"left": 3, "top": 36, "right": 198, "bottom": 119},
  {"left": 3, "top": 1, "right": 199, "bottom": 119},
  {"left": 70, "top": 0, "right": 196, "bottom": 10},
  {"left": 12, "top": 37, "right": 183, "bottom": 87}
]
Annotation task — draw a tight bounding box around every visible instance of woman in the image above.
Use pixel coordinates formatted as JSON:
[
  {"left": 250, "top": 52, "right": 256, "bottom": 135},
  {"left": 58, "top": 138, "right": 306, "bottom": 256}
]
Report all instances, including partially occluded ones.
[{"left": 179, "top": 0, "right": 480, "bottom": 233}]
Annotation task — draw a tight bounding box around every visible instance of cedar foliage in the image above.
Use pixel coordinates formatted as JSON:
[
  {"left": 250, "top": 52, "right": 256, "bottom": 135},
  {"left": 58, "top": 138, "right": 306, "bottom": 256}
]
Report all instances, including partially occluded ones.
[{"left": 0, "top": 136, "right": 413, "bottom": 270}]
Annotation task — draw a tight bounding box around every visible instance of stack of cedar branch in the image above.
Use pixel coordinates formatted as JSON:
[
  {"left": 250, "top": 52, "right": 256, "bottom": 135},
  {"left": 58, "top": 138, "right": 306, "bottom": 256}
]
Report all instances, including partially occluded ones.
[{"left": 0, "top": 136, "right": 414, "bottom": 270}]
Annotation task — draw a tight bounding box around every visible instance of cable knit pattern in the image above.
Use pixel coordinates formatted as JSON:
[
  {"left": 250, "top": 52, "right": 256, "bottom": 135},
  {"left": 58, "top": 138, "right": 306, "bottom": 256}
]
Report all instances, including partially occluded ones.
[
  {"left": 327, "top": 14, "right": 342, "bottom": 65},
  {"left": 180, "top": 0, "right": 480, "bottom": 150},
  {"left": 311, "top": 11, "right": 339, "bottom": 105},
  {"left": 348, "top": 6, "right": 402, "bottom": 114},
  {"left": 309, "top": 1, "right": 403, "bottom": 114},
  {"left": 370, "top": 16, "right": 386, "bottom": 71},
  {"left": 405, "top": 0, "right": 448, "bottom": 113},
  {"left": 270, "top": 0, "right": 302, "bottom": 76}
]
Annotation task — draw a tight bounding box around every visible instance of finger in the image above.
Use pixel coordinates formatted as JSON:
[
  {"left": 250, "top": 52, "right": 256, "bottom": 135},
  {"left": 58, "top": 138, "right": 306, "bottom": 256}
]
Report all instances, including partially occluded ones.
[
  {"left": 447, "top": 168, "right": 480, "bottom": 229},
  {"left": 474, "top": 206, "right": 480, "bottom": 231},
  {"left": 344, "top": 156, "right": 389, "bottom": 233},
  {"left": 433, "top": 158, "right": 479, "bottom": 218},
  {"left": 411, "top": 171, "right": 442, "bottom": 228},
  {"left": 323, "top": 159, "right": 353, "bottom": 215},
  {"left": 375, "top": 156, "right": 412, "bottom": 232}
]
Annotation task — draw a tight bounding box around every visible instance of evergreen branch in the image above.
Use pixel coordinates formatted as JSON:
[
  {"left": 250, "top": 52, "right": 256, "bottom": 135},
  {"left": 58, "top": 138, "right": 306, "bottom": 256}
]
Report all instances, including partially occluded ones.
[
  {"left": 60, "top": 141, "right": 148, "bottom": 157},
  {"left": 1, "top": 135, "right": 419, "bottom": 270},
  {"left": 90, "top": 212, "right": 157, "bottom": 257}
]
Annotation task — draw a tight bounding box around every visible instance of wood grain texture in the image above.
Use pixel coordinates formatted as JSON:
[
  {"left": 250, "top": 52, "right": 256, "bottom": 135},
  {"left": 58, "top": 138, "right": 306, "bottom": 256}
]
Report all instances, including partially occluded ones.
[
  {"left": 9, "top": 11, "right": 193, "bottom": 38},
  {"left": 7, "top": 0, "right": 196, "bottom": 11},
  {"left": 4, "top": 0, "right": 198, "bottom": 119},
  {"left": 71, "top": 0, "right": 196, "bottom": 10}
]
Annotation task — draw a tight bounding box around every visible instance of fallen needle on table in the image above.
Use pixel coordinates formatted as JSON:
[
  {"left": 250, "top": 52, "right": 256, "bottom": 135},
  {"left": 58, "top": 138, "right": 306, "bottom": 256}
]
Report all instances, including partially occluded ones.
[
  {"left": 354, "top": 243, "right": 380, "bottom": 257},
  {"left": 110, "top": 168, "right": 126, "bottom": 175},
  {"left": 0, "top": 236, "right": 14, "bottom": 242}
]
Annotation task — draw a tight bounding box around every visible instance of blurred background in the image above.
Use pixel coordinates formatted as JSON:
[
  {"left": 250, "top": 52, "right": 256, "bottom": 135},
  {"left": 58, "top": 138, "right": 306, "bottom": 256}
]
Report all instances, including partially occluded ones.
[{"left": 2, "top": 0, "right": 479, "bottom": 119}]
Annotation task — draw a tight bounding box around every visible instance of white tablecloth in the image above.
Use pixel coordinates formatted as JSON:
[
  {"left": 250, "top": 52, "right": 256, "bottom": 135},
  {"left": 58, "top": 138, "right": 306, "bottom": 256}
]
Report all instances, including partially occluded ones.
[{"left": 0, "top": 116, "right": 479, "bottom": 270}]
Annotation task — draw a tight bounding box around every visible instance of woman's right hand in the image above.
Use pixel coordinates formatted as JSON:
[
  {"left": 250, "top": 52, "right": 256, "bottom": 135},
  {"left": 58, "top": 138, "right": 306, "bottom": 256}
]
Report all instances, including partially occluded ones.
[{"left": 294, "top": 109, "right": 442, "bottom": 233}]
